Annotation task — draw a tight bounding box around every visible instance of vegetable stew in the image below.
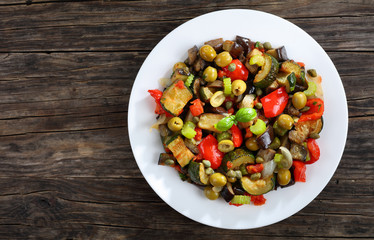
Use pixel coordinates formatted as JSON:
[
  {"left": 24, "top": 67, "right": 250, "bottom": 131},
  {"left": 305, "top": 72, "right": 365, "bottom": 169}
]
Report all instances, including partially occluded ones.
[{"left": 149, "top": 35, "right": 324, "bottom": 206}]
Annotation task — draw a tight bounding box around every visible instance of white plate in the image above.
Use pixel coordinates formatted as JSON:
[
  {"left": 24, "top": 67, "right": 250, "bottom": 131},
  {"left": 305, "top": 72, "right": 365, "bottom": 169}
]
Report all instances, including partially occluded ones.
[{"left": 128, "top": 9, "right": 348, "bottom": 229}]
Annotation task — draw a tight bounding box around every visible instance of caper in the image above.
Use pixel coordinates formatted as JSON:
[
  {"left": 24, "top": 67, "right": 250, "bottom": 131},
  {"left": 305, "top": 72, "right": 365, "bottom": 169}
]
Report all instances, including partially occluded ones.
[
  {"left": 309, "top": 133, "right": 320, "bottom": 139},
  {"left": 214, "top": 51, "right": 232, "bottom": 67},
  {"left": 164, "top": 159, "right": 175, "bottom": 166},
  {"left": 263, "top": 42, "right": 272, "bottom": 50},
  {"left": 227, "top": 169, "right": 236, "bottom": 178},
  {"left": 199, "top": 45, "right": 216, "bottom": 62},
  {"left": 205, "top": 167, "right": 214, "bottom": 175},
  {"left": 204, "top": 186, "right": 220, "bottom": 200},
  {"left": 255, "top": 87, "right": 263, "bottom": 97},
  {"left": 255, "top": 102, "right": 263, "bottom": 109},
  {"left": 250, "top": 172, "right": 261, "bottom": 181},
  {"left": 277, "top": 168, "right": 291, "bottom": 186},
  {"left": 228, "top": 63, "right": 236, "bottom": 72},
  {"left": 269, "top": 137, "right": 281, "bottom": 150},
  {"left": 307, "top": 69, "right": 317, "bottom": 78},
  {"left": 245, "top": 137, "right": 259, "bottom": 151},
  {"left": 218, "top": 139, "right": 235, "bottom": 153},
  {"left": 277, "top": 114, "right": 294, "bottom": 130},
  {"left": 202, "top": 160, "right": 211, "bottom": 168},
  {"left": 209, "top": 173, "right": 227, "bottom": 187},
  {"left": 225, "top": 101, "right": 233, "bottom": 110},
  {"left": 231, "top": 80, "right": 247, "bottom": 96},
  {"left": 292, "top": 92, "right": 307, "bottom": 110},
  {"left": 167, "top": 117, "right": 183, "bottom": 132},
  {"left": 235, "top": 170, "right": 242, "bottom": 179},
  {"left": 173, "top": 62, "right": 188, "bottom": 72},
  {"left": 203, "top": 66, "right": 218, "bottom": 82},
  {"left": 256, "top": 156, "right": 264, "bottom": 164}
]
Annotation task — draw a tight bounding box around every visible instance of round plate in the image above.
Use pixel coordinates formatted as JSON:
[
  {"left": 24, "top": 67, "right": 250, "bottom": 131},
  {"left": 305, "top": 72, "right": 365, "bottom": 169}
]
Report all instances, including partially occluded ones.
[{"left": 128, "top": 9, "right": 348, "bottom": 229}]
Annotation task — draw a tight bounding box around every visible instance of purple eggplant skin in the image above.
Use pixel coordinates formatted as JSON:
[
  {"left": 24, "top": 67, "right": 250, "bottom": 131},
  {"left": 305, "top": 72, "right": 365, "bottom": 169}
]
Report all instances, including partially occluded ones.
[
  {"left": 221, "top": 185, "right": 235, "bottom": 202},
  {"left": 236, "top": 35, "right": 253, "bottom": 56},
  {"left": 256, "top": 126, "right": 275, "bottom": 149},
  {"left": 205, "top": 38, "right": 224, "bottom": 52},
  {"left": 276, "top": 46, "right": 289, "bottom": 61},
  {"left": 188, "top": 45, "right": 198, "bottom": 65},
  {"left": 229, "top": 42, "right": 244, "bottom": 59}
]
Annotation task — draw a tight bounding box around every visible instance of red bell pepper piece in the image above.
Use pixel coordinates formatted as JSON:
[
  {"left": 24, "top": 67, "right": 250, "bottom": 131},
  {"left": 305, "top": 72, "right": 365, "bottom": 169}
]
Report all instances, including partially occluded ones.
[
  {"left": 260, "top": 87, "right": 289, "bottom": 118},
  {"left": 219, "top": 59, "right": 249, "bottom": 81},
  {"left": 245, "top": 127, "right": 253, "bottom": 138},
  {"left": 251, "top": 194, "right": 266, "bottom": 206},
  {"left": 298, "top": 98, "right": 324, "bottom": 122},
  {"left": 246, "top": 164, "right": 264, "bottom": 174},
  {"left": 230, "top": 124, "right": 243, "bottom": 147},
  {"left": 148, "top": 89, "right": 172, "bottom": 117},
  {"left": 306, "top": 138, "right": 320, "bottom": 164},
  {"left": 194, "top": 127, "right": 202, "bottom": 141},
  {"left": 189, "top": 99, "right": 204, "bottom": 117},
  {"left": 198, "top": 134, "right": 224, "bottom": 169},
  {"left": 293, "top": 161, "right": 306, "bottom": 182}
]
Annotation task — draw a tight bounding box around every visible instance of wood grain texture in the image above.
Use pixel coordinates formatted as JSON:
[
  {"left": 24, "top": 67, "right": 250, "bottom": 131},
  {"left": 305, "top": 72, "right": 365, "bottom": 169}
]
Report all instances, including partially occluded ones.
[{"left": 0, "top": 0, "right": 372, "bottom": 239}]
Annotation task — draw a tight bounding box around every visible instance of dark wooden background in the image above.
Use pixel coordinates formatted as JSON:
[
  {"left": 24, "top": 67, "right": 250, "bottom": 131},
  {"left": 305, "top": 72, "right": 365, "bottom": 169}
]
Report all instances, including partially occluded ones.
[{"left": 0, "top": 0, "right": 373, "bottom": 239}]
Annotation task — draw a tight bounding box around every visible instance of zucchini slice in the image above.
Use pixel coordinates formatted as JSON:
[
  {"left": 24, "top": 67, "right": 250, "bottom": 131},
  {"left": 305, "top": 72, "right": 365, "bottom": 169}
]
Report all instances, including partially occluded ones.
[
  {"left": 160, "top": 80, "right": 193, "bottom": 116},
  {"left": 222, "top": 148, "right": 255, "bottom": 172},
  {"left": 241, "top": 175, "right": 275, "bottom": 196},
  {"left": 253, "top": 54, "right": 279, "bottom": 88},
  {"left": 167, "top": 135, "right": 195, "bottom": 167},
  {"left": 188, "top": 161, "right": 209, "bottom": 185}
]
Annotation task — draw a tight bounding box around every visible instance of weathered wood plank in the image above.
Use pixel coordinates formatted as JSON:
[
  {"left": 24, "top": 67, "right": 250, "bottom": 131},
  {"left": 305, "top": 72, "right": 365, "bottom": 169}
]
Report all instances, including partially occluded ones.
[
  {"left": 0, "top": 177, "right": 372, "bottom": 238},
  {"left": 0, "top": 1, "right": 373, "bottom": 52}
]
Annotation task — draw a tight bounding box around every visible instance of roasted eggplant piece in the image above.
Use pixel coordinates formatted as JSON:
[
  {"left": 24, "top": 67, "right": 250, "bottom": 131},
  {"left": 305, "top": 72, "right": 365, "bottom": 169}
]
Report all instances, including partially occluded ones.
[
  {"left": 221, "top": 183, "right": 235, "bottom": 202},
  {"left": 266, "top": 46, "right": 288, "bottom": 62},
  {"left": 290, "top": 143, "right": 308, "bottom": 161},
  {"left": 188, "top": 45, "right": 198, "bottom": 65},
  {"left": 223, "top": 40, "right": 234, "bottom": 52},
  {"left": 256, "top": 148, "right": 276, "bottom": 163},
  {"left": 193, "top": 56, "right": 206, "bottom": 72},
  {"left": 236, "top": 35, "right": 252, "bottom": 56},
  {"left": 229, "top": 42, "right": 244, "bottom": 59},
  {"left": 205, "top": 38, "right": 224, "bottom": 52},
  {"left": 256, "top": 126, "right": 275, "bottom": 149},
  {"left": 192, "top": 77, "right": 202, "bottom": 99},
  {"left": 158, "top": 153, "right": 177, "bottom": 166},
  {"left": 184, "top": 138, "right": 200, "bottom": 155}
]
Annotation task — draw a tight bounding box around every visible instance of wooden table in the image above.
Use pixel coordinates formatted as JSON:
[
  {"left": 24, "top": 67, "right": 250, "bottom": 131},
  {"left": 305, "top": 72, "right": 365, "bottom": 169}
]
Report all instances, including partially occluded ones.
[{"left": 0, "top": 0, "right": 373, "bottom": 239}]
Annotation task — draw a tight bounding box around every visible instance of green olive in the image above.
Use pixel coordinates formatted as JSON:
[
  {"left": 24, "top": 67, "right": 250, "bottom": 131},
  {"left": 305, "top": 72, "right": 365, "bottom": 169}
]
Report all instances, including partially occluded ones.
[
  {"left": 199, "top": 45, "right": 217, "bottom": 62},
  {"left": 210, "top": 91, "right": 225, "bottom": 107},
  {"left": 209, "top": 173, "right": 227, "bottom": 187},
  {"left": 231, "top": 80, "right": 247, "bottom": 96},
  {"left": 277, "top": 168, "right": 291, "bottom": 186},
  {"left": 204, "top": 186, "right": 220, "bottom": 200},
  {"left": 292, "top": 92, "right": 307, "bottom": 110},
  {"left": 277, "top": 114, "right": 294, "bottom": 130},
  {"left": 227, "top": 177, "right": 237, "bottom": 183},
  {"left": 172, "top": 62, "right": 188, "bottom": 72},
  {"left": 218, "top": 139, "right": 235, "bottom": 153},
  {"left": 203, "top": 66, "right": 218, "bottom": 82},
  {"left": 214, "top": 51, "right": 232, "bottom": 67},
  {"left": 167, "top": 117, "right": 183, "bottom": 131},
  {"left": 245, "top": 137, "right": 259, "bottom": 151}
]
